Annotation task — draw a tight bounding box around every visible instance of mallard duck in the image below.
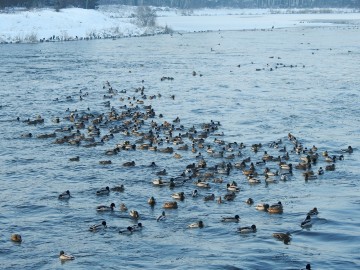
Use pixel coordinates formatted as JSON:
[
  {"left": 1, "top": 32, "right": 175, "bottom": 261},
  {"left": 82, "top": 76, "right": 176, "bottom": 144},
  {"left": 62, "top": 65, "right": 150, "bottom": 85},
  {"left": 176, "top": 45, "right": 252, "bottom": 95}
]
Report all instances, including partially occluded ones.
[
  {"left": 341, "top": 146, "right": 353, "bottom": 153},
  {"left": 307, "top": 207, "right": 319, "bottom": 216},
  {"left": 11, "top": 234, "right": 22, "bottom": 243},
  {"left": 196, "top": 181, "right": 210, "bottom": 188},
  {"left": 246, "top": 198, "right": 254, "bottom": 204},
  {"left": 163, "top": 201, "right": 178, "bottom": 209},
  {"left": 268, "top": 201, "right": 283, "bottom": 213},
  {"left": 58, "top": 190, "right": 71, "bottom": 200},
  {"left": 256, "top": 203, "right": 269, "bottom": 211},
  {"left": 325, "top": 164, "right": 335, "bottom": 171},
  {"left": 148, "top": 196, "right": 156, "bottom": 206},
  {"left": 96, "top": 186, "right": 110, "bottom": 195},
  {"left": 96, "top": 203, "right": 115, "bottom": 211},
  {"left": 59, "top": 250, "right": 75, "bottom": 260},
  {"left": 119, "top": 226, "right": 133, "bottom": 235},
  {"left": 123, "top": 161, "right": 135, "bottom": 167},
  {"left": 221, "top": 215, "right": 240, "bottom": 222},
  {"left": 224, "top": 192, "right": 236, "bottom": 201},
  {"left": 110, "top": 185, "right": 125, "bottom": 192},
  {"left": 69, "top": 156, "right": 80, "bottom": 162},
  {"left": 157, "top": 211, "right": 166, "bottom": 222},
  {"left": 188, "top": 220, "right": 204, "bottom": 228},
  {"left": 227, "top": 183, "right": 240, "bottom": 192},
  {"left": 156, "top": 169, "right": 167, "bottom": 176},
  {"left": 301, "top": 215, "right": 312, "bottom": 228},
  {"left": 204, "top": 194, "right": 215, "bottom": 201},
  {"left": 317, "top": 167, "right": 324, "bottom": 175},
  {"left": 264, "top": 167, "right": 278, "bottom": 176},
  {"left": 131, "top": 223, "right": 143, "bottom": 231},
  {"left": 152, "top": 178, "right": 168, "bottom": 186},
  {"left": 130, "top": 210, "right": 140, "bottom": 219},
  {"left": 272, "top": 232, "right": 291, "bottom": 244},
  {"left": 89, "top": 221, "right": 107, "bottom": 231},
  {"left": 280, "top": 163, "right": 292, "bottom": 170},
  {"left": 171, "top": 192, "right": 185, "bottom": 200},
  {"left": 119, "top": 203, "right": 128, "bottom": 211},
  {"left": 237, "top": 224, "right": 256, "bottom": 233},
  {"left": 99, "top": 160, "right": 112, "bottom": 165},
  {"left": 265, "top": 176, "right": 278, "bottom": 183},
  {"left": 304, "top": 173, "right": 317, "bottom": 181},
  {"left": 248, "top": 176, "right": 261, "bottom": 184}
]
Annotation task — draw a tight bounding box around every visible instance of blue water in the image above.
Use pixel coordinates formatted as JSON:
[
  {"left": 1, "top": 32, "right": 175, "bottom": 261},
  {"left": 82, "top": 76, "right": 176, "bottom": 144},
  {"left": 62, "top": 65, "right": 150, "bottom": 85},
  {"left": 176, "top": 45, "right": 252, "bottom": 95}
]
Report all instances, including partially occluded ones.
[{"left": 1, "top": 25, "right": 360, "bottom": 270}]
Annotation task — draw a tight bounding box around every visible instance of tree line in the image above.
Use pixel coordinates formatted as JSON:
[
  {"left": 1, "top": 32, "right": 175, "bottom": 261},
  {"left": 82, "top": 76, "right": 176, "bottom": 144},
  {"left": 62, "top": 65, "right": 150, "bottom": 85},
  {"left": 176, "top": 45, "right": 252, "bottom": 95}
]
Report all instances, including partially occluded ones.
[
  {"left": 0, "top": 0, "right": 99, "bottom": 9},
  {"left": 1, "top": 0, "right": 359, "bottom": 9},
  {"left": 99, "top": 0, "right": 360, "bottom": 8}
]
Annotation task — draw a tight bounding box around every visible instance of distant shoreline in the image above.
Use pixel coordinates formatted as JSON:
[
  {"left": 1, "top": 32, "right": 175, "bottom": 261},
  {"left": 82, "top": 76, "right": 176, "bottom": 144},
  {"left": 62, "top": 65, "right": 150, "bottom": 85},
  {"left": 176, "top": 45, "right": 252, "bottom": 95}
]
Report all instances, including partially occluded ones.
[{"left": 1, "top": 6, "right": 359, "bottom": 44}]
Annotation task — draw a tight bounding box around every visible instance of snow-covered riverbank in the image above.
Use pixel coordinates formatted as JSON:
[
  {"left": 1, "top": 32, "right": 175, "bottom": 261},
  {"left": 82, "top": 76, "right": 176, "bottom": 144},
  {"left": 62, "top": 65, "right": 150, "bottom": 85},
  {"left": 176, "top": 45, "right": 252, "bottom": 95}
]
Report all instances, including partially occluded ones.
[{"left": 1, "top": 5, "right": 359, "bottom": 44}]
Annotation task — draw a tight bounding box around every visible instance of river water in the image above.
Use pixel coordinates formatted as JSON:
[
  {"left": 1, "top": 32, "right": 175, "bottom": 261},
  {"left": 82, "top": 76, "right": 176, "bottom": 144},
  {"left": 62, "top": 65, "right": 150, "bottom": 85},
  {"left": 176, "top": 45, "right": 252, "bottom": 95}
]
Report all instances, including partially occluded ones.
[{"left": 1, "top": 25, "right": 360, "bottom": 269}]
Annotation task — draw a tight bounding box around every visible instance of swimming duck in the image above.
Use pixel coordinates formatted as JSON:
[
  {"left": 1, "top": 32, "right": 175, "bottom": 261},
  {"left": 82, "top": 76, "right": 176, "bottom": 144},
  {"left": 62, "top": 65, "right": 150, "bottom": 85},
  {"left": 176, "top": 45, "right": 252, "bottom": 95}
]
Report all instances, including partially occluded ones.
[
  {"left": 171, "top": 192, "right": 185, "bottom": 200},
  {"left": 303, "top": 263, "right": 311, "bottom": 270},
  {"left": 131, "top": 223, "right": 143, "bottom": 231},
  {"left": 341, "top": 146, "right": 353, "bottom": 153},
  {"left": 256, "top": 203, "right": 269, "bottom": 211},
  {"left": 227, "top": 183, "right": 240, "bottom": 192},
  {"left": 188, "top": 220, "right": 204, "bottom": 228},
  {"left": 325, "top": 164, "right": 335, "bottom": 171},
  {"left": 148, "top": 196, "right": 156, "bottom": 206},
  {"left": 217, "top": 196, "right": 223, "bottom": 204},
  {"left": 280, "top": 174, "right": 289, "bottom": 181},
  {"left": 192, "top": 189, "right": 198, "bottom": 197},
  {"left": 265, "top": 176, "right": 278, "bottom": 183},
  {"left": 69, "top": 156, "right": 80, "bottom": 162},
  {"left": 58, "top": 190, "right": 71, "bottom": 200},
  {"left": 196, "top": 181, "right": 210, "bottom": 188},
  {"left": 11, "top": 234, "right": 22, "bottom": 243},
  {"left": 264, "top": 167, "right": 278, "bottom": 177},
  {"left": 96, "top": 186, "right": 110, "bottom": 195},
  {"left": 110, "top": 185, "right": 125, "bottom": 192},
  {"left": 123, "top": 161, "right": 135, "bottom": 166},
  {"left": 248, "top": 176, "right": 261, "bottom": 184},
  {"left": 119, "top": 226, "right": 133, "bottom": 235},
  {"left": 304, "top": 172, "right": 317, "bottom": 181},
  {"left": 119, "top": 203, "right": 128, "bottom": 211},
  {"left": 163, "top": 201, "right": 178, "bottom": 209},
  {"left": 130, "top": 210, "right": 140, "bottom": 219},
  {"left": 89, "top": 221, "right": 107, "bottom": 231},
  {"left": 99, "top": 160, "right": 112, "bottom": 165},
  {"left": 237, "top": 224, "right": 256, "bottom": 233},
  {"left": 317, "top": 167, "right": 324, "bottom": 175},
  {"left": 280, "top": 163, "right": 292, "bottom": 171},
  {"left": 272, "top": 232, "right": 291, "bottom": 244},
  {"left": 221, "top": 215, "right": 240, "bottom": 222},
  {"left": 156, "top": 169, "right": 167, "bottom": 176},
  {"left": 268, "top": 201, "right": 283, "bottom": 214},
  {"left": 157, "top": 211, "right": 166, "bottom": 222},
  {"left": 96, "top": 203, "right": 115, "bottom": 211},
  {"left": 59, "top": 250, "right": 75, "bottom": 260},
  {"left": 204, "top": 194, "right": 215, "bottom": 201},
  {"left": 307, "top": 207, "right": 319, "bottom": 216},
  {"left": 224, "top": 192, "right": 236, "bottom": 201},
  {"left": 246, "top": 198, "right": 254, "bottom": 204},
  {"left": 152, "top": 178, "right": 168, "bottom": 186},
  {"left": 301, "top": 215, "right": 312, "bottom": 228}
]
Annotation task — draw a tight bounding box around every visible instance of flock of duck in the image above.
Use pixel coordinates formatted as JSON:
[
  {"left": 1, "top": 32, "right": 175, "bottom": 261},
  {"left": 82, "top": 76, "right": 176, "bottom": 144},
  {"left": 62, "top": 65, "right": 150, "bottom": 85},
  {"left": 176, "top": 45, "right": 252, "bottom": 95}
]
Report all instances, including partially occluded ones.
[{"left": 15, "top": 80, "right": 354, "bottom": 268}]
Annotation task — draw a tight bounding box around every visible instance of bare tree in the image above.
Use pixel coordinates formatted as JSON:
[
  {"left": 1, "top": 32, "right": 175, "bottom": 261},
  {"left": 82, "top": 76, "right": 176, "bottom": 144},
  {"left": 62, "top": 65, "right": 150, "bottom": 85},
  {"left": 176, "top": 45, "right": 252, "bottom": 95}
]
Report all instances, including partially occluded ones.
[{"left": 135, "top": 6, "right": 157, "bottom": 27}]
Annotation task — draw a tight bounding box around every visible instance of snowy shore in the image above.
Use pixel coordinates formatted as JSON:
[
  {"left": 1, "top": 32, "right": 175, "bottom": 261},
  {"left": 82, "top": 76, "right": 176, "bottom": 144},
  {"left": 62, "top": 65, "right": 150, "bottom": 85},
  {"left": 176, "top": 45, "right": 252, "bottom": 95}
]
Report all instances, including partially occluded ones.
[{"left": 1, "top": 5, "right": 359, "bottom": 44}]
